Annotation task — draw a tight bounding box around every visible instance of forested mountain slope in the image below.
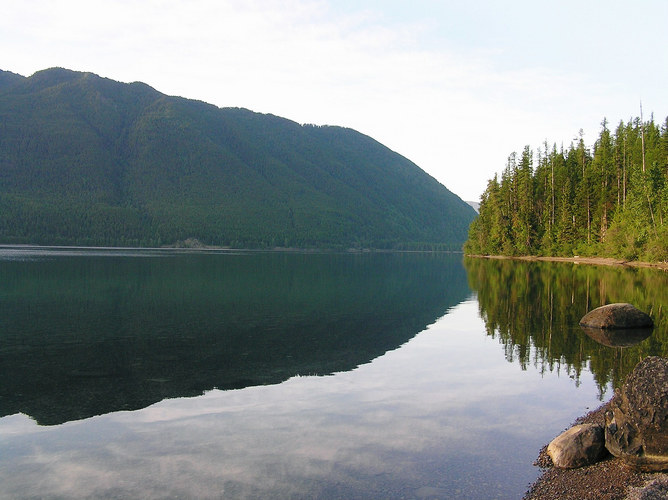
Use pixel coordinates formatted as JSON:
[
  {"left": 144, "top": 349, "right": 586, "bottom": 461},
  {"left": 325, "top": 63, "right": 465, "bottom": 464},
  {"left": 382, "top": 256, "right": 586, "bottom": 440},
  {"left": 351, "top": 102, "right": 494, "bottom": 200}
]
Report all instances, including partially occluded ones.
[
  {"left": 465, "top": 116, "right": 668, "bottom": 261},
  {"left": 0, "top": 68, "right": 475, "bottom": 249}
]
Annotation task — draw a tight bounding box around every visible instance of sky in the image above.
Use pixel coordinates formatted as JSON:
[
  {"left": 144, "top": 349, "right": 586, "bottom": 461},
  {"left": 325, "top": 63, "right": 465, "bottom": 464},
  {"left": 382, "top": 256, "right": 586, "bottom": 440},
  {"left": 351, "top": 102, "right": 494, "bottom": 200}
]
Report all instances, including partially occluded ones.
[{"left": 2, "top": 0, "right": 667, "bottom": 201}]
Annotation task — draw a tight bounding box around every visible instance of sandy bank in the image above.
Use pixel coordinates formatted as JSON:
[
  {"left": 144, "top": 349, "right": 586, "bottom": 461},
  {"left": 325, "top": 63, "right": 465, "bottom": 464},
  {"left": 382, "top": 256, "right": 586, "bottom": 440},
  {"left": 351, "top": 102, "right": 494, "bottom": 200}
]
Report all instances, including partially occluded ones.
[{"left": 467, "top": 254, "right": 668, "bottom": 271}]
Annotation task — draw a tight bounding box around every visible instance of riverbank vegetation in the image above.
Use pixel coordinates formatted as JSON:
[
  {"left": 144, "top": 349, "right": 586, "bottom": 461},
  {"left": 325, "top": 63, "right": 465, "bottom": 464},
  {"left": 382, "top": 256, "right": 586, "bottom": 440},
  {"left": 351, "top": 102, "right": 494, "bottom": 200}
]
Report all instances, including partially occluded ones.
[{"left": 465, "top": 114, "right": 668, "bottom": 261}]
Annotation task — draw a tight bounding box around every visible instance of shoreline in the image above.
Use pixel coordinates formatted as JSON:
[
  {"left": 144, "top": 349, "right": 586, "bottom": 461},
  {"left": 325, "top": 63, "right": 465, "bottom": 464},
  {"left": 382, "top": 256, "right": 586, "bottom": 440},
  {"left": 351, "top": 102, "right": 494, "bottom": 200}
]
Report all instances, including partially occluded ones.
[
  {"left": 524, "top": 398, "right": 667, "bottom": 499},
  {"left": 0, "top": 243, "right": 466, "bottom": 256},
  {"left": 466, "top": 254, "right": 668, "bottom": 271}
]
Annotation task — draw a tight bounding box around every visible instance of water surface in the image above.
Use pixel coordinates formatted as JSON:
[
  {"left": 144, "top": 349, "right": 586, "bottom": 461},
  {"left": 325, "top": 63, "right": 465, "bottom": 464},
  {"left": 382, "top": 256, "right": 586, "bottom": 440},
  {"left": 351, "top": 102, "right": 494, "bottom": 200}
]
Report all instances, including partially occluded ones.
[{"left": 0, "top": 249, "right": 666, "bottom": 498}]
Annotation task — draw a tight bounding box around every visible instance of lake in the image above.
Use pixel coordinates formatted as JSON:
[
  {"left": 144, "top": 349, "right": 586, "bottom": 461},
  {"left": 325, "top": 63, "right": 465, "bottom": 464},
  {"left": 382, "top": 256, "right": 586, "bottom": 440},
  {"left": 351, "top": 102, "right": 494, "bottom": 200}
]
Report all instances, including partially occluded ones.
[{"left": 0, "top": 248, "right": 666, "bottom": 499}]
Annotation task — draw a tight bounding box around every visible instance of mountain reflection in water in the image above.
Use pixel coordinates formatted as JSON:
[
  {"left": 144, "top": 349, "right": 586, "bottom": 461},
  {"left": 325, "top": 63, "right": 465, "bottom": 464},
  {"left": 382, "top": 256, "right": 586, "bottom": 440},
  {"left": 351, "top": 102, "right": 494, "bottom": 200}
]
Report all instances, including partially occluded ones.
[
  {"left": 464, "top": 257, "right": 668, "bottom": 395},
  {"left": 3, "top": 251, "right": 668, "bottom": 499},
  {"left": 0, "top": 250, "right": 470, "bottom": 425}
]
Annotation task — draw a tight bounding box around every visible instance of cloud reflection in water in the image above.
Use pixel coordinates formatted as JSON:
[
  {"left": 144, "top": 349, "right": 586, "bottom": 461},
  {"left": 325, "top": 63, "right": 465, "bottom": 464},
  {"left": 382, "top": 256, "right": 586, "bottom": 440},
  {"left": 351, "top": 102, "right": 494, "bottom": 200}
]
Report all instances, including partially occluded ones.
[{"left": 0, "top": 300, "right": 605, "bottom": 499}]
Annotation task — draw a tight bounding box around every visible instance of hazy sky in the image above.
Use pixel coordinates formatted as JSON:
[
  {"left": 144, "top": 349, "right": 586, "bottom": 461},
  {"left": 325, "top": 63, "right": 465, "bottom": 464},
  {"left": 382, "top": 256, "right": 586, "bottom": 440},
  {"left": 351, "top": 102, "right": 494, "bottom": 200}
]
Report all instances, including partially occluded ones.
[{"left": 2, "top": 0, "right": 666, "bottom": 201}]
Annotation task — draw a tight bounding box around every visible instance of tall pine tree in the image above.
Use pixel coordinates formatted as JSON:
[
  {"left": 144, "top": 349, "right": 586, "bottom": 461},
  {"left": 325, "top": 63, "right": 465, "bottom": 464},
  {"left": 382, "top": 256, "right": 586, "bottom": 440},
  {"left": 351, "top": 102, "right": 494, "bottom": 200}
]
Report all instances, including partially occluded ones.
[{"left": 466, "top": 115, "right": 668, "bottom": 261}]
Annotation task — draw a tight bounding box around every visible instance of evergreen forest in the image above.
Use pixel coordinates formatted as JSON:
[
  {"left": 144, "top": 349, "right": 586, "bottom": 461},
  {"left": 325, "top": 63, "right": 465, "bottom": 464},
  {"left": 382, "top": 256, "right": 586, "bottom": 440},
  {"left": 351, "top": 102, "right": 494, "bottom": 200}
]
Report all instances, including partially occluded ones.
[
  {"left": 0, "top": 68, "right": 476, "bottom": 250},
  {"left": 465, "top": 115, "right": 668, "bottom": 261}
]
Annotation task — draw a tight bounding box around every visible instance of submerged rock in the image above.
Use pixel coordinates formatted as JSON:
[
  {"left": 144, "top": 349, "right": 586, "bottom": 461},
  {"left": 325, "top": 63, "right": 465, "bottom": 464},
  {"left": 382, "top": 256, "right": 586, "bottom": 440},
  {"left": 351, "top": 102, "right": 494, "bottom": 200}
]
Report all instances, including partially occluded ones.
[
  {"left": 605, "top": 356, "right": 668, "bottom": 472},
  {"left": 547, "top": 424, "right": 606, "bottom": 468},
  {"left": 579, "top": 303, "right": 653, "bottom": 329}
]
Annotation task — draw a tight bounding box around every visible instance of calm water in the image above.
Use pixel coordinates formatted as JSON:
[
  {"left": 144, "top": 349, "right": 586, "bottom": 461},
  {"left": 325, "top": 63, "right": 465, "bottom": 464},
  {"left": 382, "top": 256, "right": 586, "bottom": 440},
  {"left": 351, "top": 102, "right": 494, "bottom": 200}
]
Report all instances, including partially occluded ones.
[{"left": 0, "top": 248, "right": 666, "bottom": 499}]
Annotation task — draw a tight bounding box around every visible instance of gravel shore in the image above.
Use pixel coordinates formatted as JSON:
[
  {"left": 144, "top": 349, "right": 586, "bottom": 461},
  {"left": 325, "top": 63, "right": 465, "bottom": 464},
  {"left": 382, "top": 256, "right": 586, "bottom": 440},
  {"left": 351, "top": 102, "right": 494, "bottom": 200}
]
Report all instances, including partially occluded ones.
[
  {"left": 469, "top": 254, "right": 668, "bottom": 271},
  {"left": 523, "top": 399, "right": 668, "bottom": 500}
]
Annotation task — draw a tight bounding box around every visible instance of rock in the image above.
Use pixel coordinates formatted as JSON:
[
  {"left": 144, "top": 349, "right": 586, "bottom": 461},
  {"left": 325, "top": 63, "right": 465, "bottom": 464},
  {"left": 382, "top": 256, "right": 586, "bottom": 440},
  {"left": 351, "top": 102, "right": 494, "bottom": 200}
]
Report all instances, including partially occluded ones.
[
  {"left": 625, "top": 474, "right": 668, "bottom": 500},
  {"left": 605, "top": 356, "right": 668, "bottom": 472},
  {"left": 547, "top": 424, "right": 606, "bottom": 468},
  {"left": 579, "top": 303, "right": 654, "bottom": 329}
]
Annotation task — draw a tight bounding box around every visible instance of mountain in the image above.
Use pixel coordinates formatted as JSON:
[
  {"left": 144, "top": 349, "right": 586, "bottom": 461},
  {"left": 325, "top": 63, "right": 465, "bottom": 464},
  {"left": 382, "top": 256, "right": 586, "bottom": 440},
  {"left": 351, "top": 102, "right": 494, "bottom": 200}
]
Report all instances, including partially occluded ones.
[{"left": 0, "top": 68, "right": 476, "bottom": 249}]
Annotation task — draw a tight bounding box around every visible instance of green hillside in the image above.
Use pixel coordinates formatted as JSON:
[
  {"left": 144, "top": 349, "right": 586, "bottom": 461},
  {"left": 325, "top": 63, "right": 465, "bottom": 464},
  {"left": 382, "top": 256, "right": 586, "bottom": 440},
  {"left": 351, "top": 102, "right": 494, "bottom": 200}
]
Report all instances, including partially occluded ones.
[{"left": 0, "top": 68, "right": 475, "bottom": 249}]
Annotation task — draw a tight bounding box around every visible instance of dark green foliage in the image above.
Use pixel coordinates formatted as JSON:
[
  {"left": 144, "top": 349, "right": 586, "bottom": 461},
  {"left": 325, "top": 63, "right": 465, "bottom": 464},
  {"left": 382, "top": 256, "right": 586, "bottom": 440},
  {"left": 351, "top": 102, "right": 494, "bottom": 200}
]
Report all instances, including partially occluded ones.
[
  {"left": 0, "top": 68, "right": 476, "bottom": 249},
  {"left": 465, "top": 116, "right": 668, "bottom": 261},
  {"left": 0, "top": 70, "right": 24, "bottom": 90}
]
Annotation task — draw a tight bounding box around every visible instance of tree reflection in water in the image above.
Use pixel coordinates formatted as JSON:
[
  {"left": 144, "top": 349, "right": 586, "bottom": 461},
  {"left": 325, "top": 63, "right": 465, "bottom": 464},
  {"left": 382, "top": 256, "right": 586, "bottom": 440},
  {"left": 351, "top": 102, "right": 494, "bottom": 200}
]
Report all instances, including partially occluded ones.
[{"left": 464, "top": 257, "right": 667, "bottom": 397}]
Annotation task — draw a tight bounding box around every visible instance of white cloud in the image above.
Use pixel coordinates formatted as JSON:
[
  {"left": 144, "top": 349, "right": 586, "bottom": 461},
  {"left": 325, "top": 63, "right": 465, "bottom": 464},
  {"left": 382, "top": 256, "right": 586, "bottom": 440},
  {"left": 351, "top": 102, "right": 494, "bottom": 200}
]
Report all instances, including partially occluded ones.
[{"left": 2, "top": 0, "right": 666, "bottom": 201}]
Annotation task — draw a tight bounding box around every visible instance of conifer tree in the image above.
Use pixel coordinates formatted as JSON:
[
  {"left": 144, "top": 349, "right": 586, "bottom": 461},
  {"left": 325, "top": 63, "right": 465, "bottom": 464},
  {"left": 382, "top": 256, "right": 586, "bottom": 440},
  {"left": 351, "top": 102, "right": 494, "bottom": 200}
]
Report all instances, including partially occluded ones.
[{"left": 466, "top": 114, "right": 668, "bottom": 261}]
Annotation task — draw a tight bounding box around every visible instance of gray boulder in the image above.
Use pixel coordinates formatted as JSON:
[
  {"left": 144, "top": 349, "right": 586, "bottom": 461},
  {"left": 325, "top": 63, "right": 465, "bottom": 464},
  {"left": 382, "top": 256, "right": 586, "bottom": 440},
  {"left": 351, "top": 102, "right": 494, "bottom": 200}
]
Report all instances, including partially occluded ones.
[
  {"left": 547, "top": 423, "right": 606, "bottom": 468},
  {"left": 605, "top": 356, "right": 668, "bottom": 472},
  {"left": 580, "top": 303, "right": 654, "bottom": 329},
  {"left": 625, "top": 475, "right": 668, "bottom": 500}
]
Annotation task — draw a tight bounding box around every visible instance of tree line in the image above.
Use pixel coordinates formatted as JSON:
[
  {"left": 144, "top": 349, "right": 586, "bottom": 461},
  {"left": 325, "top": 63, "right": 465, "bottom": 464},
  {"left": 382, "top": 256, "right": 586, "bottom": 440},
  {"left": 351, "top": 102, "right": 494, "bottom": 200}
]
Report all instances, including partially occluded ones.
[{"left": 465, "top": 113, "right": 668, "bottom": 261}]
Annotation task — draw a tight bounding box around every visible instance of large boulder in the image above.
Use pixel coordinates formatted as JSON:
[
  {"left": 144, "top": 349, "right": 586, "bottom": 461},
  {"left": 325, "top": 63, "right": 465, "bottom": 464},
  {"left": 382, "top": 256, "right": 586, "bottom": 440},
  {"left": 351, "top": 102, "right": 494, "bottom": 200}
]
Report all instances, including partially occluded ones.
[
  {"left": 580, "top": 303, "right": 653, "bottom": 329},
  {"left": 605, "top": 356, "right": 668, "bottom": 472},
  {"left": 547, "top": 424, "right": 606, "bottom": 468},
  {"left": 579, "top": 303, "right": 654, "bottom": 329}
]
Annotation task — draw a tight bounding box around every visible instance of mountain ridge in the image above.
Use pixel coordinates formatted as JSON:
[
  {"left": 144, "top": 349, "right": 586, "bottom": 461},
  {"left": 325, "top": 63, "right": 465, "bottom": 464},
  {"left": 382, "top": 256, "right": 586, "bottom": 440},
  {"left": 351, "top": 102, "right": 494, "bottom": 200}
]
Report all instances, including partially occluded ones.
[{"left": 0, "top": 67, "right": 476, "bottom": 249}]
